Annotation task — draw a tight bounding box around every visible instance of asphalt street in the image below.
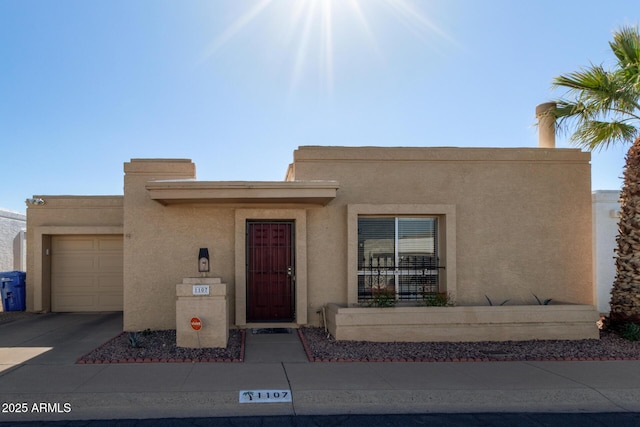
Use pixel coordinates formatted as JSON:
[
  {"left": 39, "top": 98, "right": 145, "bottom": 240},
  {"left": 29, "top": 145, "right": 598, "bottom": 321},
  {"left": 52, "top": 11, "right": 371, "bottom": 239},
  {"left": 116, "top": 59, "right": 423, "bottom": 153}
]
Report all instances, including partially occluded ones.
[{"left": 3, "top": 413, "right": 640, "bottom": 426}]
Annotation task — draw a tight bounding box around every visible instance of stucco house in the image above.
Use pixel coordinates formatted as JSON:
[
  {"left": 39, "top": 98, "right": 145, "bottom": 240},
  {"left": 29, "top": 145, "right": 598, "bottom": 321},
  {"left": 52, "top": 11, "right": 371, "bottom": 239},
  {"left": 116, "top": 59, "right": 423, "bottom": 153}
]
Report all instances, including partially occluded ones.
[{"left": 25, "top": 134, "right": 601, "bottom": 342}]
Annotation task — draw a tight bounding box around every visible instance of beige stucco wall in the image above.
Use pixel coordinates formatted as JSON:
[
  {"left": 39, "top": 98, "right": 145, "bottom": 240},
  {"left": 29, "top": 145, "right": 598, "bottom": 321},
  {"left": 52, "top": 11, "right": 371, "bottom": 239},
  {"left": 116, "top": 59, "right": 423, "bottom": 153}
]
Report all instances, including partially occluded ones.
[
  {"left": 325, "top": 303, "right": 600, "bottom": 342},
  {"left": 124, "top": 159, "right": 210, "bottom": 330},
  {"left": 123, "top": 159, "right": 334, "bottom": 331},
  {"left": 25, "top": 196, "right": 124, "bottom": 312},
  {"left": 292, "top": 146, "right": 593, "bottom": 320},
  {"left": 122, "top": 146, "right": 591, "bottom": 330}
]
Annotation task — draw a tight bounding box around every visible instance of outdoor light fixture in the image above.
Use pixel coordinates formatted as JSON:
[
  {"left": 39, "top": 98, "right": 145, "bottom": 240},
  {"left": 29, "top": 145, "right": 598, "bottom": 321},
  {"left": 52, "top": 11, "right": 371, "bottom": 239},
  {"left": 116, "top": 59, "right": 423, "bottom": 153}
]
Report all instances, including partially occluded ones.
[
  {"left": 198, "top": 248, "right": 210, "bottom": 274},
  {"left": 26, "top": 198, "right": 45, "bottom": 206}
]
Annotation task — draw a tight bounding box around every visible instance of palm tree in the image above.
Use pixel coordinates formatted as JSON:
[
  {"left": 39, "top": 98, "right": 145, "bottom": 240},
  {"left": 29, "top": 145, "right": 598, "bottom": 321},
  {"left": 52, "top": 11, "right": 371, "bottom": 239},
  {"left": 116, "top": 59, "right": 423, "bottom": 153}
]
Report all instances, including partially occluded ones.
[{"left": 549, "top": 26, "right": 640, "bottom": 326}]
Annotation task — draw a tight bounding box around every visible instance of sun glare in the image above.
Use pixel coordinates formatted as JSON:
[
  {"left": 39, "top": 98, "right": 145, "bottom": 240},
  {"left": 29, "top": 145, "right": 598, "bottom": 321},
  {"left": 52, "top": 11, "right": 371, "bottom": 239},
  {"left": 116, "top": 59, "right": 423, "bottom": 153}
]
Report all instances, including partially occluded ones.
[{"left": 201, "top": 0, "right": 454, "bottom": 94}]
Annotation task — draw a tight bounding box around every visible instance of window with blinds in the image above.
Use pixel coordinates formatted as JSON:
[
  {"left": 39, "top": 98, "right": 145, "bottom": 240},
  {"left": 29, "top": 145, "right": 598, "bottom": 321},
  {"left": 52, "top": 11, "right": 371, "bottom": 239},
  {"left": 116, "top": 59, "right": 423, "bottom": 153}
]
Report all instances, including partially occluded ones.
[{"left": 357, "top": 217, "right": 440, "bottom": 302}]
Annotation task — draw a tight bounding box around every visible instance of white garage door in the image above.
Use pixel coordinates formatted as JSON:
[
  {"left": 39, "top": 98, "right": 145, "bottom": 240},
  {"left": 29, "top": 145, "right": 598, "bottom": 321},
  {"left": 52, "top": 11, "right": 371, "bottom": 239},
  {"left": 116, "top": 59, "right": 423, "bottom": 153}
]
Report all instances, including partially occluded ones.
[{"left": 51, "top": 235, "right": 123, "bottom": 312}]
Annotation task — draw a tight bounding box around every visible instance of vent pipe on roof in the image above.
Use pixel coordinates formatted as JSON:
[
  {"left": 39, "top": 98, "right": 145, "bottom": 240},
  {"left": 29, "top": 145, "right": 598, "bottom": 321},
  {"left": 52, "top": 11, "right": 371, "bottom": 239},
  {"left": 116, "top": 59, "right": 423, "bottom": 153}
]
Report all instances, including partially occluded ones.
[{"left": 536, "top": 102, "right": 556, "bottom": 148}]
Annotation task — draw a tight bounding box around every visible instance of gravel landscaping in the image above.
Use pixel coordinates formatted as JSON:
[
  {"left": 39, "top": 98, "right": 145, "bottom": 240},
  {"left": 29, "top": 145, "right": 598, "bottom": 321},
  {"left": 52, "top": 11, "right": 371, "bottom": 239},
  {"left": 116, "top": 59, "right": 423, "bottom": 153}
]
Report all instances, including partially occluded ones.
[
  {"left": 76, "top": 325, "right": 640, "bottom": 363},
  {"left": 77, "top": 329, "right": 245, "bottom": 363},
  {"left": 299, "top": 327, "right": 640, "bottom": 362}
]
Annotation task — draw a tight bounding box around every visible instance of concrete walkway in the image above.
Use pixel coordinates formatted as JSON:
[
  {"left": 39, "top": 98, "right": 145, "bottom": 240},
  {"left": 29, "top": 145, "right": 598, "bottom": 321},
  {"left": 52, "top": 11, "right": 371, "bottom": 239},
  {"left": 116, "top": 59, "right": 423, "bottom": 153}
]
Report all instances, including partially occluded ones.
[
  {"left": 244, "top": 328, "right": 308, "bottom": 363},
  {"left": 1, "top": 313, "right": 640, "bottom": 423}
]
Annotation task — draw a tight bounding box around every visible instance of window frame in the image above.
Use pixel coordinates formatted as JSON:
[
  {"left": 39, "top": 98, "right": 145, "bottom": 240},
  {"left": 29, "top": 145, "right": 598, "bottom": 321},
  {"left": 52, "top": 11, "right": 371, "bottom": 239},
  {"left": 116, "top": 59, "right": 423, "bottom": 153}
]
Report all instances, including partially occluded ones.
[
  {"left": 357, "top": 216, "right": 440, "bottom": 302},
  {"left": 346, "top": 204, "right": 456, "bottom": 306}
]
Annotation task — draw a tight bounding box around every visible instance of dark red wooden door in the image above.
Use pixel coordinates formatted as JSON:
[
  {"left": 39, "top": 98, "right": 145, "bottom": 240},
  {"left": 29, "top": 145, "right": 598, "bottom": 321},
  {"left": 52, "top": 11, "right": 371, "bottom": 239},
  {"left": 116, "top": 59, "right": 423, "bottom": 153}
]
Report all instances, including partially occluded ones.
[{"left": 247, "top": 222, "right": 294, "bottom": 322}]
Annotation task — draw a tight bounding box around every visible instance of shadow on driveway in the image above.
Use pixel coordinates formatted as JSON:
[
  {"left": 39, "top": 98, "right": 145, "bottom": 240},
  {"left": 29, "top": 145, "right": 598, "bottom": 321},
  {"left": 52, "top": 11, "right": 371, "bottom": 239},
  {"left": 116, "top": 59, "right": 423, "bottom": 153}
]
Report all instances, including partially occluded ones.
[{"left": 0, "top": 312, "right": 122, "bottom": 368}]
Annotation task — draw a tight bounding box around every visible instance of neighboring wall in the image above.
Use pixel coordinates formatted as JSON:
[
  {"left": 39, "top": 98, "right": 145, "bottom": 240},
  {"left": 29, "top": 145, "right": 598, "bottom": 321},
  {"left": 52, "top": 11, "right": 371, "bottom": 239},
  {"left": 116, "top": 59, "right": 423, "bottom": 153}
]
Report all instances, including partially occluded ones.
[
  {"left": 25, "top": 196, "right": 124, "bottom": 312},
  {"left": 0, "top": 209, "right": 26, "bottom": 272},
  {"left": 291, "top": 146, "right": 593, "bottom": 318},
  {"left": 592, "top": 190, "right": 620, "bottom": 314}
]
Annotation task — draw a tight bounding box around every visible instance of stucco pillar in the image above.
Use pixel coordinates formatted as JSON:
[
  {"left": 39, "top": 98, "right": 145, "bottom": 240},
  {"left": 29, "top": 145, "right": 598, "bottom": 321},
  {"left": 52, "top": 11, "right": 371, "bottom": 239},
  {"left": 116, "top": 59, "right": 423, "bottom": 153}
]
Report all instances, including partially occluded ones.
[
  {"left": 536, "top": 102, "right": 556, "bottom": 148},
  {"left": 176, "top": 277, "right": 229, "bottom": 348}
]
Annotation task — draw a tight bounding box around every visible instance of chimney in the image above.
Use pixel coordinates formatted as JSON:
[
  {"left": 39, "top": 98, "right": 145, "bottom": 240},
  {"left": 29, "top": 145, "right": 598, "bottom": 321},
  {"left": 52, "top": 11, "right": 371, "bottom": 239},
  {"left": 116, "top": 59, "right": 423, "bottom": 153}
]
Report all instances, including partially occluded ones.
[{"left": 536, "top": 102, "right": 556, "bottom": 148}]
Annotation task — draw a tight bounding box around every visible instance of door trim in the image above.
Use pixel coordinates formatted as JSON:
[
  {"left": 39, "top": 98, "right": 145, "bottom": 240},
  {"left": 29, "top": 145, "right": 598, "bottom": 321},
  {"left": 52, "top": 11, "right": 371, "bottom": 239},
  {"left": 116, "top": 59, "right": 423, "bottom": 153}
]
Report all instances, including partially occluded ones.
[{"left": 234, "top": 209, "right": 308, "bottom": 327}]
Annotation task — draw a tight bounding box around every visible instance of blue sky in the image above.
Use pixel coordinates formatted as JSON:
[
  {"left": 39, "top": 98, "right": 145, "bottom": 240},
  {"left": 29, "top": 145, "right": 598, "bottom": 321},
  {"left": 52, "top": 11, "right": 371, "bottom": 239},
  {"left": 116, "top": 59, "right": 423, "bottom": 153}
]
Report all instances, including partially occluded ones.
[{"left": 1, "top": 0, "right": 636, "bottom": 213}]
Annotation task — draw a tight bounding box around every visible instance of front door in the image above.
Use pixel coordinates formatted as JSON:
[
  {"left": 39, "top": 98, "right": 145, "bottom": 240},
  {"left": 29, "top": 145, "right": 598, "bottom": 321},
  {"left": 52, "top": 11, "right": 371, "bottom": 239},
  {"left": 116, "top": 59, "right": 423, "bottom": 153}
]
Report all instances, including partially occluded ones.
[{"left": 247, "top": 221, "right": 295, "bottom": 322}]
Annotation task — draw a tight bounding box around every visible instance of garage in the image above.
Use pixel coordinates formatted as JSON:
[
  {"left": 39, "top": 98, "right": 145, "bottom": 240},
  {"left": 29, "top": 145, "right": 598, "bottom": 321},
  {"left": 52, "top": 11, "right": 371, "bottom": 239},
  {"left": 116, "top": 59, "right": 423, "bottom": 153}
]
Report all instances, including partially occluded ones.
[{"left": 51, "top": 235, "right": 123, "bottom": 312}]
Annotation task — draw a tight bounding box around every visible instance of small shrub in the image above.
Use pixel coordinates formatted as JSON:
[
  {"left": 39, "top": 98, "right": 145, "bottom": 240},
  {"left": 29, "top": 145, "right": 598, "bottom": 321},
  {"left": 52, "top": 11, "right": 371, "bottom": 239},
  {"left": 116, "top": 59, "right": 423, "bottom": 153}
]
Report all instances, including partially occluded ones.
[
  {"left": 421, "top": 291, "right": 455, "bottom": 307},
  {"left": 366, "top": 287, "right": 397, "bottom": 307},
  {"left": 532, "top": 293, "right": 552, "bottom": 305},
  {"left": 128, "top": 332, "right": 141, "bottom": 348},
  {"left": 485, "top": 295, "right": 509, "bottom": 306},
  {"left": 621, "top": 323, "right": 640, "bottom": 341}
]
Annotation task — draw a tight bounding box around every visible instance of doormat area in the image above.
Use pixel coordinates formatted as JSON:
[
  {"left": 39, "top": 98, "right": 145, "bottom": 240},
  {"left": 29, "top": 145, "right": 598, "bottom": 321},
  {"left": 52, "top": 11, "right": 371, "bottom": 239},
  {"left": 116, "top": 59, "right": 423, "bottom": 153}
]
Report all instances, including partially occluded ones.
[{"left": 252, "top": 328, "right": 291, "bottom": 334}]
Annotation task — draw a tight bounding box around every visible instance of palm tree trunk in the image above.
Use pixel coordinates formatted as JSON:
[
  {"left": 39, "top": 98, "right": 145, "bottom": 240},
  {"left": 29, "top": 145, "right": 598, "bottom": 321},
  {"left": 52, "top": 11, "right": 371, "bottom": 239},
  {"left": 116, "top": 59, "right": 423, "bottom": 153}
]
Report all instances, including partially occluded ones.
[{"left": 610, "top": 135, "right": 640, "bottom": 325}]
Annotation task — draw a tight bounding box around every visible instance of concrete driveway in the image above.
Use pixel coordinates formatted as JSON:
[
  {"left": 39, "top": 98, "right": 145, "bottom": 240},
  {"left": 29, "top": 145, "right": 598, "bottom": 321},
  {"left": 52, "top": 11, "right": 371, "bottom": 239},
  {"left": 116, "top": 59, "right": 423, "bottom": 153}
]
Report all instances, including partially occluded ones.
[{"left": 0, "top": 312, "right": 122, "bottom": 372}]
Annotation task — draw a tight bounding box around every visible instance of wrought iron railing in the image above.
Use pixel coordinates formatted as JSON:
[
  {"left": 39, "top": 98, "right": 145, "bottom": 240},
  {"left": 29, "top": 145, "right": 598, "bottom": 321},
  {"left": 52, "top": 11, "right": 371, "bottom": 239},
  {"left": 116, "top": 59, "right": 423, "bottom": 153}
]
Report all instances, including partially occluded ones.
[{"left": 358, "top": 255, "right": 443, "bottom": 301}]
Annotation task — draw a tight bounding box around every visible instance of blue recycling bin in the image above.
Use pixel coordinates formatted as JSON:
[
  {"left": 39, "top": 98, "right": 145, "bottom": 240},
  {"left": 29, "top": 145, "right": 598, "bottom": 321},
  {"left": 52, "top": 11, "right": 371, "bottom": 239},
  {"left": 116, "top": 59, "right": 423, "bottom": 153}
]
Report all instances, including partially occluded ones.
[{"left": 0, "top": 271, "right": 26, "bottom": 312}]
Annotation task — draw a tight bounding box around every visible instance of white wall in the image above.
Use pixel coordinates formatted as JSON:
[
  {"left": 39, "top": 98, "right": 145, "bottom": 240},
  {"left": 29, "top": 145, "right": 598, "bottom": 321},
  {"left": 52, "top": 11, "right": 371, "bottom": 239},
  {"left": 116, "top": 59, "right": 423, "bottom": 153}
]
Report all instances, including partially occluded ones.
[
  {"left": 592, "top": 191, "right": 620, "bottom": 314},
  {"left": 0, "top": 208, "right": 26, "bottom": 272}
]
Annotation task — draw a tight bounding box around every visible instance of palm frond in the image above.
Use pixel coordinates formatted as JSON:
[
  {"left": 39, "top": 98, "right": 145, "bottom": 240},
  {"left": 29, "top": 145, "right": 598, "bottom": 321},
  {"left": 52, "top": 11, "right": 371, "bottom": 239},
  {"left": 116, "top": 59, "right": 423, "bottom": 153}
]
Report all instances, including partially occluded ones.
[
  {"left": 547, "top": 26, "right": 640, "bottom": 152},
  {"left": 551, "top": 100, "right": 586, "bottom": 137},
  {"left": 610, "top": 26, "right": 640, "bottom": 68},
  {"left": 610, "top": 26, "right": 640, "bottom": 94},
  {"left": 551, "top": 99, "right": 638, "bottom": 150},
  {"left": 553, "top": 64, "right": 611, "bottom": 93},
  {"left": 610, "top": 26, "right": 640, "bottom": 90},
  {"left": 553, "top": 66, "right": 637, "bottom": 115},
  {"left": 552, "top": 100, "right": 587, "bottom": 120},
  {"left": 569, "top": 120, "right": 637, "bottom": 151},
  {"left": 554, "top": 96, "right": 640, "bottom": 123}
]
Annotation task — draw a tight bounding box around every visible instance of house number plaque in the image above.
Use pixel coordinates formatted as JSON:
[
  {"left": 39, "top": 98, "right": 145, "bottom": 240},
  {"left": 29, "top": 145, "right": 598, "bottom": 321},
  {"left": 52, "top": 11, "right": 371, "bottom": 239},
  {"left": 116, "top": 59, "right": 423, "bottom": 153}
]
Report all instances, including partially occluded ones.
[
  {"left": 239, "top": 390, "right": 292, "bottom": 403},
  {"left": 192, "top": 285, "right": 210, "bottom": 296}
]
